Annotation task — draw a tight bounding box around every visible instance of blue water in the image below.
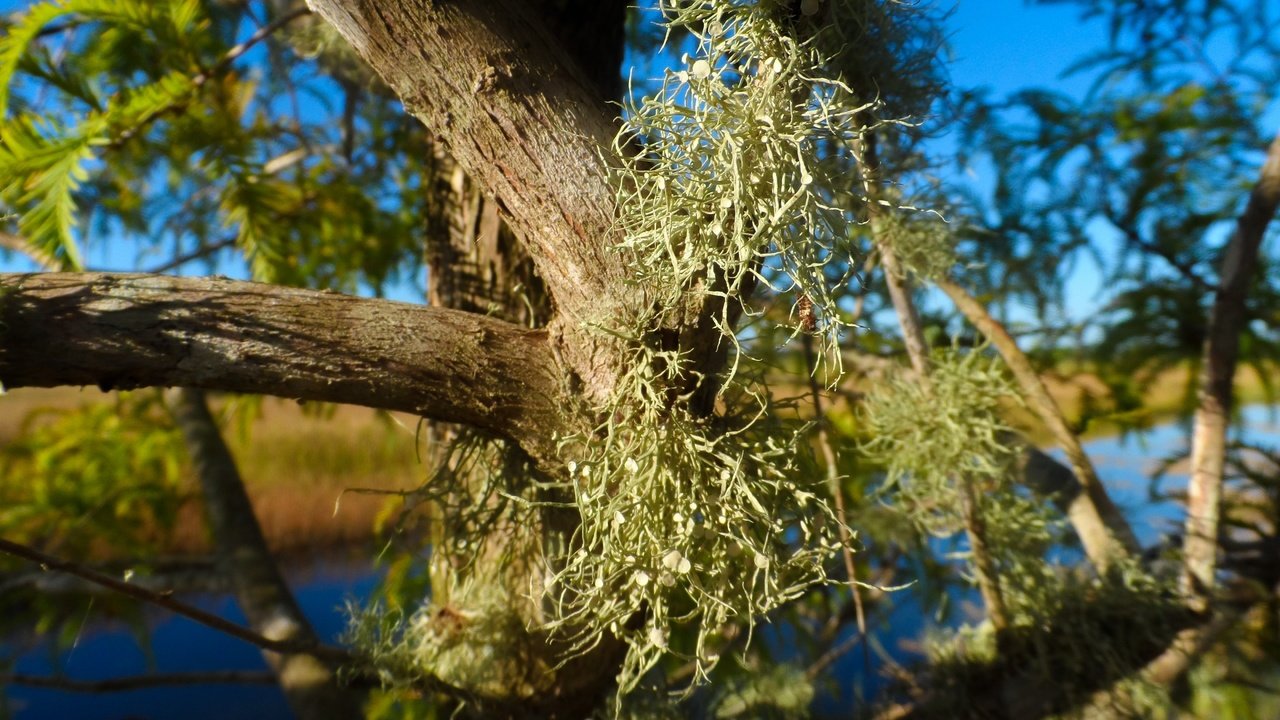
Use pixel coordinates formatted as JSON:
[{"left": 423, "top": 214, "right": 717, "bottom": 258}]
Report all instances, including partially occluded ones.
[
  {"left": 5, "top": 407, "right": 1278, "bottom": 718},
  {"left": 807, "top": 405, "right": 1280, "bottom": 715},
  {"left": 4, "top": 560, "right": 380, "bottom": 720}
]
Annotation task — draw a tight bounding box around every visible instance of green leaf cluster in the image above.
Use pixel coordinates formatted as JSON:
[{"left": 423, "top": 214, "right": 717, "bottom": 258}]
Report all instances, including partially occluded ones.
[
  {"left": 0, "top": 392, "right": 185, "bottom": 559},
  {"left": 0, "top": 0, "right": 431, "bottom": 290}
]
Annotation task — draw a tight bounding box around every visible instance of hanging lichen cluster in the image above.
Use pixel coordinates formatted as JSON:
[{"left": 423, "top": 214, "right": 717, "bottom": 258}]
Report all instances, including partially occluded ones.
[
  {"left": 538, "top": 0, "right": 913, "bottom": 693},
  {"left": 860, "top": 348, "right": 1024, "bottom": 537},
  {"left": 910, "top": 565, "right": 1188, "bottom": 719},
  {"left": 861, "top": 348, "right": 1189, "bottom": 717},
  {"left": 347, "top": 0, "right": 914, "bottom": 702},
  {"left": 611, "top": 0, "right": 886, "bottom": 372},
  {"left": 549, "top": 351, "right": 838, "bottom": 692}
]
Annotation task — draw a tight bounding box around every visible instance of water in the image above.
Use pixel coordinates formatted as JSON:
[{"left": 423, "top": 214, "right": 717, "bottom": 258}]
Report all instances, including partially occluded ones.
[
  {"left": 4, "top": 560, "right": 379, "bottom": 720},
  {"left": 809, "top": 405, "right": 1280, "bottom": 714},
  {"left": 5, "top": 407, "right": 1278, "bottom": 718}
]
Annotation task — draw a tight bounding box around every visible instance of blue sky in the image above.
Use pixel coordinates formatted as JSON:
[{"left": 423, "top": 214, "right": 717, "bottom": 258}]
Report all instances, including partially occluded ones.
[{"left": 947, "top": 1, "right": 1107, "bottom": 98}]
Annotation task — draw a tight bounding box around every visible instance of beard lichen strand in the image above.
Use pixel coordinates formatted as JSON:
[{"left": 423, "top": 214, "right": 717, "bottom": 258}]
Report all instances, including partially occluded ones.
[
  {"left": 531, "top": 1, "right": 912, "bottom": 695},
  {"left": 343, "top": 1, "right": 933, "bottom": 703}
]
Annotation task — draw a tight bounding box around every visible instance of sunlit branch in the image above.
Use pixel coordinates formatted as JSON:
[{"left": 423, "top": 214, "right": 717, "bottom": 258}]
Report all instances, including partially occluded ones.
[
  {"left": 935, "top": 276, "right": 1141, "bottom": 568},
  {"left": 0, "top": 272, "right": 565, "bottom": 466},
  {"left": 1182, "top": 131, "right": 1280, "bottom": 605}
]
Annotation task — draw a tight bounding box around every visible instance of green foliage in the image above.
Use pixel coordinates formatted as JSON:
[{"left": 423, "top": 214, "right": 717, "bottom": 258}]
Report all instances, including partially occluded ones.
[
  {"left": 0, "top": 391, "right": 185, "bottom": 557},
  {"left": 956, "top": 0, "right": 1280, "bottom": 382},
  {"left": 860, "top": 347, "right": 1022, "bottom": 537},
  {"left": 0, "top": 1, "right": 207, "bottom": 268},
  {"left": 0, "top": 0, "right": 194, "bottom": 117},
  {"left": 0, "top": 0, "right": 431, "bottom": 288},
  {"left": 0, "top": 118, "right": 93, "bottom": 268},
  {"left": 704, "top": 662, "right": 813, "bottom": 719}
]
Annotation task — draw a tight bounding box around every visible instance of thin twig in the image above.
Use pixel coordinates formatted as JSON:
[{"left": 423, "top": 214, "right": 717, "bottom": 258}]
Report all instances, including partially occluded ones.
[
  {"left": 801, "top": 333, "right": 865, "bottom": 635},
  {"left": 109, "top": 6, "right": 312, "bottom": 147},
  {"left": 4, "top": 671, "right": 277, "bottom": 693},
  {"left": 0, "top": 537, "right": 348, "bottom": 662},
  {"left": 859, "top": 127, "right": 1010, "bottom": 634},
  {"left": 146, "top": 237, "right": 237, "bottom": 274},
  {"left": 1103, "top": 206, "right": 1215, "bottom": 292},
  {"left": 806, "top": 628, "right": 864, "bottom": 680}
]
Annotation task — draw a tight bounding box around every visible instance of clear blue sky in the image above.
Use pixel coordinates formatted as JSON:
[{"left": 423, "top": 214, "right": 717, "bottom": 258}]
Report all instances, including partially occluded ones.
[{"left": 947, "top": 1, "right": 1107, "bottom": 98}]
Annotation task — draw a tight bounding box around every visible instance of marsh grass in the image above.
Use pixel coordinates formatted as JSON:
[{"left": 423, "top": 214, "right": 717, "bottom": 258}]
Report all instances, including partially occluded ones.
[
  {"left": 0, "top": 388, "right": 422, "bottom": 556},
  {"left": 1, "top": 357, "right": 1273, "bottom": 557}
]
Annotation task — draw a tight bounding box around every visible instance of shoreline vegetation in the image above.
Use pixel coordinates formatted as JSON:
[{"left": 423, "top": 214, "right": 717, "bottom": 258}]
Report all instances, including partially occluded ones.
[
  {"left": 0, "top": 387, "right": 421, "bottom": 560},
  {"left": 1, "top": 360, "right": 1275, "bottom": 555}
]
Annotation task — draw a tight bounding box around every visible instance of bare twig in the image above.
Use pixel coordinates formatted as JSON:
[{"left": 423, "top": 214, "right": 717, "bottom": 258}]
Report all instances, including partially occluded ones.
[
  {"left": 798, "top": 327, "right": 870, "bottom": 676},
  {"left": 800, "top": 332, "right": 865, "bottom": 635},
  {"left": 0, "top": 537, "right": 348, "bottom": 662},
  {"left": 1104, "top": 207, "right": 1215, "bottom": 292},
  {"left": 109, "top": 6, "right": 312, "bottom": 147},
  {"left": 146, "top": 236, "right": 237, "bottom": 274},
  {"left": 806, "top": 629, "right": 865, "bottom": 680},
  {"left": 3, "top": 671, "right": 277, "bottom": 693}
]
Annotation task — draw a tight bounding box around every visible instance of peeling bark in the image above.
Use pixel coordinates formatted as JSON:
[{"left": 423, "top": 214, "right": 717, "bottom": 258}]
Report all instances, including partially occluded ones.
[{"left": 0, "top": 272, "right": 565, "bottom": 466}]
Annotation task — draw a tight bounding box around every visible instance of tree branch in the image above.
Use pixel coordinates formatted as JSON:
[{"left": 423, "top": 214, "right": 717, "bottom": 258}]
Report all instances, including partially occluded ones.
[
  {"left": 146, "top": 237, "right": 237, "bottom": 274},
  {"left": 169, "top": 387, "right": 363, "bottom": 718},
  {"left": 1183, "top": 131, "right": 1280, "bottom": 605},
  {"left": 0, "top": 536, "right": 506, "bottom": 708},
  {"left": 4, "top": 671, "right": 278, "bottom": 693},
  {"left": 936, "top": 277, "right": 1141, "bottom": 569},
  {"left": 0, "top": 537, "right": 348, "bottom": 662},
  {"left": 0, "top": 272, "right": 564, "bottom": 465}
]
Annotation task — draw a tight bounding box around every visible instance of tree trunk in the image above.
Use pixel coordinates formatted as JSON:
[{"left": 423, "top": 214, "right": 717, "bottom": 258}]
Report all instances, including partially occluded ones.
[
  {"left": 409, "top": 3, "right": 628, "bottom": 709},
  {"left": 305, "top": 0, "right": 633, "bottom": 404},
  {"left": 1182, "top": 132, "right": 1280, "bottom": 605},
  {"left": 167, "top": 387, "right": 364, "bottom": 719}
]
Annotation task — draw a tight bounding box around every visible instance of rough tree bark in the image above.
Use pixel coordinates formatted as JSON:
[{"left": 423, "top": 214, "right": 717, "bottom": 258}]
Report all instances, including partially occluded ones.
[
  {"left": 304, "top": 0, "right": 633, "bottom": 404},
  {"left": 0, "top": 272, "right": 564, "bottom": 465},
  {"left": 412, "top": 3, "right": 628, "bottom": 708}
]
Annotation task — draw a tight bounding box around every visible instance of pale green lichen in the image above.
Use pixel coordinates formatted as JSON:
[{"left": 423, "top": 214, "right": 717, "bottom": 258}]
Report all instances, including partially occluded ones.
[
  {"left": 860, "top": 347, "right": 1023, "bottom": 537},
  {"left": 348, "top": 0, "right": 938, "bottom": 703}
]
